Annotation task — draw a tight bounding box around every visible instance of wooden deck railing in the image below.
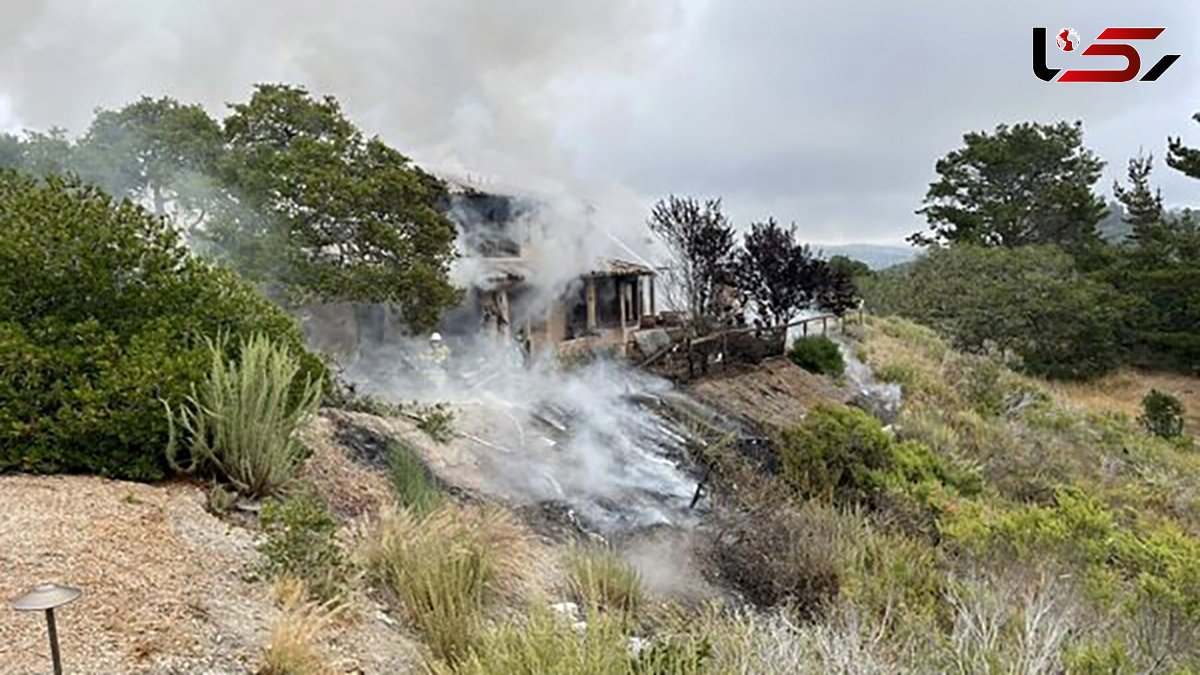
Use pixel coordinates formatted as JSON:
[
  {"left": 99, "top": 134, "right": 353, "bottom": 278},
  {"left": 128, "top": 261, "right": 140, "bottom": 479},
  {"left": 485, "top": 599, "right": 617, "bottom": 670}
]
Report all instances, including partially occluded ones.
[{"left": 637, "top": 309, "right": 866, "bottom": 379}]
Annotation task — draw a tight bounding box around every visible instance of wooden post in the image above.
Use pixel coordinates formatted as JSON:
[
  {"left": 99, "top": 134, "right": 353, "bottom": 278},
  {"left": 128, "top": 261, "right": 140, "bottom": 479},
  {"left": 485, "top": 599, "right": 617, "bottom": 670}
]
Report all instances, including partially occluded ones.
[
  {"left": 619, "top": 281, "right": 628, "bottom": 332},
  {"left": 803, "top": 321, "right": 808, "bottom": 337},
  {"left": 585, "top": 277, "right": 597, "bottom": 331}
]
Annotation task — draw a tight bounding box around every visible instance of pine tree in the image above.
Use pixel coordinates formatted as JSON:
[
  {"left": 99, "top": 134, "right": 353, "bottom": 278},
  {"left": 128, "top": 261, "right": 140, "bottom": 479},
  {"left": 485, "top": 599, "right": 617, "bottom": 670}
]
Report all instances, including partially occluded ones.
[
  {"left": 1113, "top": 153, "right": 1165, "bottom": 254},
  {"left": 1167, "top": 112, "right": 1200, "bottom": 180}
]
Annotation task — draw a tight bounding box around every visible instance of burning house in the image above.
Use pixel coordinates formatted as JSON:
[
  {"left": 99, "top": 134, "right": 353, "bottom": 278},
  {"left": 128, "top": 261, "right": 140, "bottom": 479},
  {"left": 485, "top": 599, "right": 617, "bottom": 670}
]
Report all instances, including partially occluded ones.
[
  {"left": 300, "top": 179, "right": 666, "bottom": 363},
  {"left": 445, "top": 182, "right": 660, "bottom": 359}
]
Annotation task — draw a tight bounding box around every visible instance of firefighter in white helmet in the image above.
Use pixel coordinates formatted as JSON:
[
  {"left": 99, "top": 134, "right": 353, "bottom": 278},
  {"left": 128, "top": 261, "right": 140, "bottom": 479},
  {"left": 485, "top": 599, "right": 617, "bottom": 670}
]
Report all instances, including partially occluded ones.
[{"left": 421, "top": 332, "right": 451, "bottom": 387}]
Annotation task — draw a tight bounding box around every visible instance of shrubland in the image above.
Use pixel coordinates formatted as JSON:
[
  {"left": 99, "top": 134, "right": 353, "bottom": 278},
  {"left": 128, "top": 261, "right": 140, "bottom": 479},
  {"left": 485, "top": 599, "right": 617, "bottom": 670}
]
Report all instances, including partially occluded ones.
[{"left": 0, "top": 171, "right": 322, "bottom": 480}]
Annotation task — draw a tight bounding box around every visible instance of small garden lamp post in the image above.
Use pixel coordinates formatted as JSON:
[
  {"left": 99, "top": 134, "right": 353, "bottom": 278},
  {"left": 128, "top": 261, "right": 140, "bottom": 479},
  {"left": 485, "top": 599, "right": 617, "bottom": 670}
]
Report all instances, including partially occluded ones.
[{"left": 12, "top": 583, "right": 82, "bottom": 675}]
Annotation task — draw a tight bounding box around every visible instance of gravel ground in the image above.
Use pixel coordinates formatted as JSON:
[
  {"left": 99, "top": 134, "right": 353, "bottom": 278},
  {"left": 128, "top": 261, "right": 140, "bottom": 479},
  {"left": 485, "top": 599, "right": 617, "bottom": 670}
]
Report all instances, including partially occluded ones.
[
  {"left": 0, "top": 475, "right": 269, "bottom": 674},
  {"left": 0, "top": 471, "right": 420, "bottom": 674}
]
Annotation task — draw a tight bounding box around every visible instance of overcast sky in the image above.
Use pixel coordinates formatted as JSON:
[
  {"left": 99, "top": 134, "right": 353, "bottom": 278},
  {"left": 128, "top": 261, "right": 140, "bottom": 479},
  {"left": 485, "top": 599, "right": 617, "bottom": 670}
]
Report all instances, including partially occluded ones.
[{"left": 1, "top": 0, "right": 1198, "bottom": 245}]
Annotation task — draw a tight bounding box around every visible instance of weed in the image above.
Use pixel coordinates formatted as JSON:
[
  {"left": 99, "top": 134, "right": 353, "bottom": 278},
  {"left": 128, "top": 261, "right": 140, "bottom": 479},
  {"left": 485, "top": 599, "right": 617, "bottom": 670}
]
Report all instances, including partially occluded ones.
[
  {"left": 259, "top": 486, "right": 344, "bottom": 601},
  {"left": 428, "top": 608, "right": 637, "bottom": 675},
  {"left": 207, "top": 482, "right": 238, "bottom": 514},
  {"left": 257, "top": 577, "right": 341, "bottom": 675},
  {"left": 406, "top": 402, "right": 456, "bottom": 443}
]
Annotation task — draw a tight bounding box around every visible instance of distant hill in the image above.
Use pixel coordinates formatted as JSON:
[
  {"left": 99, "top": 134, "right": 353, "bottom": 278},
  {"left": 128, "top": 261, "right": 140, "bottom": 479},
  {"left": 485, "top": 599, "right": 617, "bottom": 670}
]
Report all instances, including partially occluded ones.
[{"left": 815, "top": 243, "right": 920, "bottom": 270}]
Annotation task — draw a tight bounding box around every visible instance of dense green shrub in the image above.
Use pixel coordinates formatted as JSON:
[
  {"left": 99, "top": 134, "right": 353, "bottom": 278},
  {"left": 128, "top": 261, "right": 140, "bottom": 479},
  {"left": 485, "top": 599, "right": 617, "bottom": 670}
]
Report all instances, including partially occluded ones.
[
  {"left": 943, "top": 486, "right": 1200, "bottom": 624},
  {"left": 0, "top": 172, "right": 322, "bottom": 479},
  {"left": 779, "top": 403, "right": 893, "bottom": 502},
  {"left": 1139, "top": 389, "right": 1186, "bottom": 439},
  {"left": 779, "top": 403, "right": 980, "bottom": 508},
  {"left": 259, "top": 486, "right": 345, "bottom": 601},
  {"left": 861, "top": 245, "right": 1123, "bottom": 380},
  {"left": 166, "top": 333, "right": 322, "bottom": 497},
  {"left": 787, "top": 336, "right": 846, "bottom": 378}
]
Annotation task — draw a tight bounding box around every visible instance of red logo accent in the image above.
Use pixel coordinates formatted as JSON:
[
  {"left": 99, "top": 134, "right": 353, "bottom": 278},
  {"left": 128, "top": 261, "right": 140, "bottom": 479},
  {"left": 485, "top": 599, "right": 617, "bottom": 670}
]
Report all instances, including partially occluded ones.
[{"left": 1034, "top": 27, "right": 1180, "bottom": 83}]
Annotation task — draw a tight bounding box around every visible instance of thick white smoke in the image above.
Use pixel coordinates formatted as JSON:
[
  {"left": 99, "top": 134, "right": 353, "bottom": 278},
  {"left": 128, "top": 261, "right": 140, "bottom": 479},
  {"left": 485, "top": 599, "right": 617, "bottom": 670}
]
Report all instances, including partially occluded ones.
[
  {"left": 0, "top": 0, "right": 682, "bottom": 200},
  {"left": 343, "top": 334, "right": 705, "bottom": 533}
]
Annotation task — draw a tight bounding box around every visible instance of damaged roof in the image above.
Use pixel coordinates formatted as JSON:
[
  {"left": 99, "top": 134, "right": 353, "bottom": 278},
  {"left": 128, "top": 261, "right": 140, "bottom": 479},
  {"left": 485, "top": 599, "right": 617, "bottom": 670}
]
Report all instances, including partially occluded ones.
[{"left": 591, "top": 258, "right": 656, "bottom": 276}]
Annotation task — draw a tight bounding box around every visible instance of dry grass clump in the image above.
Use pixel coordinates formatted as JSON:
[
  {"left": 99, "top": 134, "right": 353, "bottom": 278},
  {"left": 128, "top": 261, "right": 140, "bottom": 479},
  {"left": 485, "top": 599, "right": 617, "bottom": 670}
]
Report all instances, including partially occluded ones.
[
  {"left": 565, "top": 546, "right": 645, "bottom": 615},
  {"left": 359, "top": 502, "right": 537, "bottom": 663},
  {"left": 257, "top": 577, "right": 343, "bottom": 675}
]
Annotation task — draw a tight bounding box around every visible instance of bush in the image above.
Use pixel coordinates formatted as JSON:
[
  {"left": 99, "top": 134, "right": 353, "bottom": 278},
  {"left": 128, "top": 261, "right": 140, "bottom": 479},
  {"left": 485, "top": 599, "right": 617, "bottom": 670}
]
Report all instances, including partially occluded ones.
[
  {"left": 779, "top": 403, "right": 893, "bottom": 502},
  {"left": 862, "top": 245, "right": 1123, "bottom": 380},
  {"left": 1139, "top": 389, "right": 1186, "bottom": 439},
  {"left": 408, "top": 402, "right": 456, "bottom": 443},
  {"left": 787, "top": 336, "right": 846, "bottom": 378},
  {"left": 0, "top": 172, "right": 322, "bottom": 480},
  {"left": 565, "top": 546, "right": 644, "bottom": 615},
  {"left": 259, "top": 487, "right": 345, "bottom": 601},
  {"left": 166, "top": 333, "right": 322, "bottom": 497},
  {"left": 361, "top": 504, "right": 534, "bottom": 663},
  {"left": 388, "top": 440, "right": 443, "bottom": 514}
]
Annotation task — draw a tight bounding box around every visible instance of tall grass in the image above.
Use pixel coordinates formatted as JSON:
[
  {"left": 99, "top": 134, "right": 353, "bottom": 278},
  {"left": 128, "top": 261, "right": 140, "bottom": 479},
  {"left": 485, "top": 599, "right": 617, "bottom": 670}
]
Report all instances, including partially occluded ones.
[
  {"left": 565, "top": 546, "right": 645, "bottom": 615},
  {"left": 166, "top": 333, "right": 322, "bottom": 497},
  {"left": 360, "top": 503, "right": 533, "bottom": 663},
  {"left": 428, "top": 609, "right": 637, "bottom": 675},
  {"left": 431, "top": 608, "right": 716, "bottom": 675},
  {"left": 388, "top": 439, "right": 443, "bottom": 514}
]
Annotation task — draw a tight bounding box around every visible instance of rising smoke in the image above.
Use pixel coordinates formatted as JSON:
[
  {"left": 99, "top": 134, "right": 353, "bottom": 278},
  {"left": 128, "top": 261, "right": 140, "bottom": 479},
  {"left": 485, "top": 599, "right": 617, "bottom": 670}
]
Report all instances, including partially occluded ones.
[
  {"left": 343, "top": 333, "right": 706, "bottom": 534},
  {"left": 0, "top": 0, "right": 681, "bottom": 199},
  {"left": 2, "top": 0, "right": 708, "bottom": 535}
]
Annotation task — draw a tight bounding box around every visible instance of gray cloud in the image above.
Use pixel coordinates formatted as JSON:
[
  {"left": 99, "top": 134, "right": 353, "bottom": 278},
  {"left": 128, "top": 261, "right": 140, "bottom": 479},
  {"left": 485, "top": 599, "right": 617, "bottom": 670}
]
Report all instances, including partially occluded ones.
[{"left": 1, "top": 0, "right": 1198, "bottom": 245}]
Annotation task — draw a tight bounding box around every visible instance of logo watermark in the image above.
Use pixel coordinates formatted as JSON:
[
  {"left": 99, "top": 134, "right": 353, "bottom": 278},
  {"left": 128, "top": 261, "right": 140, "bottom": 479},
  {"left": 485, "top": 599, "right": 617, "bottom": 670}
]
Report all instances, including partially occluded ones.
[{"left": 1033, "top": 27, "right": 1180, "bottom": 82}]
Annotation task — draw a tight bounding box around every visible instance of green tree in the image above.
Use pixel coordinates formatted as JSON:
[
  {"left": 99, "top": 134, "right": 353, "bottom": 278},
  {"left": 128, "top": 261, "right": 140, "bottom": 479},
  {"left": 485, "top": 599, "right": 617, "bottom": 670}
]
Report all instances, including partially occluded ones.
[
  {"left": 0, "top": 171, "right": 321, "bottom": 479},
  {"left": 76, "top": 96, "right": 225, "bottom": 222},
  {"left": 862, "top": 245, "right": 1123, "bottom": 380},
  {"left": 18, "top": 128, "right": 76, "bottom": 177},
  {"left": 1167, "top": 112, "right": 1200, "bottom": 180},
  {"left": 911, "top": 121, "right": 1107, "bottom": 256},
  {"left": 1100, "top": 137, "right": 1200, "bottom": 371},
  {"left": 1112, "top": 152, "right": 1163, "bottom": 246},
  {"left": 820, "top": 256, "right": 867, "bottom": 316},
  {"left": 217, "top": 84, "right": 459, "bottom": 328},
  {"left": 827, "top": 255, "right": 871, "bottom": 280},
  {"left": 0, "top": 133, "right": 22, "bottom": 170}
]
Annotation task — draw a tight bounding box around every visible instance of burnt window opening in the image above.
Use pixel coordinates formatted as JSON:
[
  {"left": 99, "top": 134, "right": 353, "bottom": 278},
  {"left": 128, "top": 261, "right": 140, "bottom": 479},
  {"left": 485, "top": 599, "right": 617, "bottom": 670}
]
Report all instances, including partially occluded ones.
[{"left": 566, "top": 280, "right": 589, "bottom": 339}]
